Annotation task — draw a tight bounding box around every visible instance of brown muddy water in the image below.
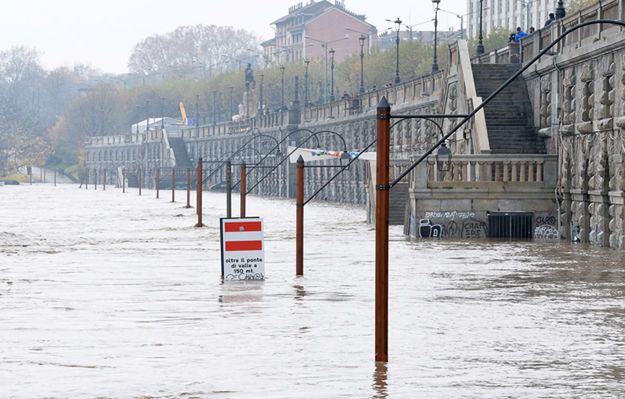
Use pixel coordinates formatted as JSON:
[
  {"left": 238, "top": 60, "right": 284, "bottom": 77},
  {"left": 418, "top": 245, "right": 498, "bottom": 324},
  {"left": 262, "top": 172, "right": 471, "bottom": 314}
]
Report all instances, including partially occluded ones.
[{"left": 1, "top": 185, "right": 624, "bottom": 398}]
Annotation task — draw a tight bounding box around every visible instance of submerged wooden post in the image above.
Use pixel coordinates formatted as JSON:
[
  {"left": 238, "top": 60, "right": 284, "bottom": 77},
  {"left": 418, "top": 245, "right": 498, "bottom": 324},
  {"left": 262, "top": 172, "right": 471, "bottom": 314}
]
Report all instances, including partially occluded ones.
[
  {"left": 185, "top": 168, "right": 191, "bottom": 208},
  {"left": 156, "top": 168, "right": 160, "bottom": 198},
  {"left": 54, "top": 170, "right": 57, "bottom": 186},
  {"left": 138, "top": 168, "right": 142, "bottom": 196},
  {"left": 195, "top": 158, "right": 203, "bottom": 227},
  {"left": 171, "top": 168, "right": 176, "bottom": 202},
  {"left": 296, "top": 156, "right": 304, "bottom": 276},
  {"left": 85, "top": 168, "right": 89, "bottom": 190},
  {"left": 240, "top": 162, "right": 247, "bottom": 217},
  {"left": 226, "top": 160, "right": 232, "bottom": 218},
  {"left": 375, "top": 97, "right": 391, "bottom": 363},
  {"left": 103, "top": 169, "right": 106, "bottom": 191},
  {"left": 94, "top": 169, "right": 97, "bottom": 190},
  {"left": 122, "top": 168, "right": 126, "bottom": 193}
]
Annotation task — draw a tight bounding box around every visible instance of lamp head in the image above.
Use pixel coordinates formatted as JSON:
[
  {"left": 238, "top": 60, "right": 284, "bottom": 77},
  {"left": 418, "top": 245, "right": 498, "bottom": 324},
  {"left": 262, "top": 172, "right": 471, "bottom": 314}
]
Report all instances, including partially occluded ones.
[{"left": 435, "top": 142, "right": 452, "bottom": 172}]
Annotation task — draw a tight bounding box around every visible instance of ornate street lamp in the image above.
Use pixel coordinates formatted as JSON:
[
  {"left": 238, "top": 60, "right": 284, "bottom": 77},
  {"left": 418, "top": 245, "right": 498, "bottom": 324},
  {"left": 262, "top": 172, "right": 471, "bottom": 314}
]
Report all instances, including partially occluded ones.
[
  {"left": 359, "top": 35, "right": 366, "bottom": 94},
  {"left": 432, "top": 0, "right": 441, "bottom": 74},
  {"left": 280, "top": 65, "right": 286, "bottom": 110},
  {"left": 304, "top": 59, "right": 310, "bottom": 106},
  {"left": 435, "top": 142, "right": 452, "bottom": 172},
  {"left": 393, "top": 17, "right": 402, "bottom": 84},
  {"left": 258, "top": 74, "right": 264, "bottom": 114},
  {"left": 476, "top": 0, "right": 485, "bottom": 55},
  {"left": 329, "top": 48, "right": 336, "bottom": 102}
]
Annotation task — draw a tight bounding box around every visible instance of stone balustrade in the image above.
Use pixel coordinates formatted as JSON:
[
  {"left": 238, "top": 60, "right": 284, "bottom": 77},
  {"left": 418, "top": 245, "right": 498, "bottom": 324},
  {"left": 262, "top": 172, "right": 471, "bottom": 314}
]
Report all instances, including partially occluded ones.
[{"left": 422, "top": 155, "right": 558, "bottom": 186}]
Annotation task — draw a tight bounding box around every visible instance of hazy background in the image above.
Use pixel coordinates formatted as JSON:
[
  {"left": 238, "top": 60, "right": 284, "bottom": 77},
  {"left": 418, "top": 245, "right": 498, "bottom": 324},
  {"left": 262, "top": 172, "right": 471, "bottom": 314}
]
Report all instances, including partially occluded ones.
[{"left": 0, "top": 0, "right": 466, "bottom": 73}]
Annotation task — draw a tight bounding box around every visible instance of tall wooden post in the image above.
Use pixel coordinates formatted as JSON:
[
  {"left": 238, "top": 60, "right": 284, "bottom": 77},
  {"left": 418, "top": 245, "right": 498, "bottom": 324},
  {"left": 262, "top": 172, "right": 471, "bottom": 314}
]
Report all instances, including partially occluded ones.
[
  {"left": 122, "top": 168, "right": 126, "bottom": 193},
  {"left": 54, "top": 170, "right": 57, "bottom": 186},
  {"left": 226, "top": 160, "right": 232, "bottom": 218},
  {"left": 43, "top": 168, "right": 46, "bottom": 183},
  {"left": 85, "top": 168, "right": 89, "bottom": 190},
  {"left": 375, "top": 97, "right": 391, "bottom": 362},
  {"left": 195, "top": 158, "right": 203, "bottom": 227},
  {"left": 156, "top": 168, "right": 160, "bottom": 198},
  {"left": 138, "top": 168, "right": 142, "bottom": 196},
  {"left": 240, "top": 162, "right": 247, "bottom": 217},
  {"left": 171, "top": 168, "right": 176, "bottom": 202},
  {"left": 94, "top": 169, "right": 97, "bottom": 190},
  {"left": 103, "top": 169, "right": 106, "bottom": 191},
  {"left": 296, "top": 155, "right": 304, "bottom": 276},
  {"left": 185, "top": 168, "right": 191, "bottom": 208}
]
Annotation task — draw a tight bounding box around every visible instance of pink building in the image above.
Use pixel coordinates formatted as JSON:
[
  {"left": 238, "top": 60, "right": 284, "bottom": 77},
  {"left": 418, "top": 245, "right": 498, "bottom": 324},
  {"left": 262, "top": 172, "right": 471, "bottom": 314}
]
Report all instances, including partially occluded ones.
[{"left": 261, "top": 0, "right": 377, "bottom": 65}]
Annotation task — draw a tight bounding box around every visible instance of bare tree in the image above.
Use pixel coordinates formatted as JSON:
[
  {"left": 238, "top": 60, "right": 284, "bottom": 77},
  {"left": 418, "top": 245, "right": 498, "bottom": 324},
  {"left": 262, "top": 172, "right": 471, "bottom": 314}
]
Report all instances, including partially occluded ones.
[{"left": 128, "top": 25, "right": 261, "bottom": 76}]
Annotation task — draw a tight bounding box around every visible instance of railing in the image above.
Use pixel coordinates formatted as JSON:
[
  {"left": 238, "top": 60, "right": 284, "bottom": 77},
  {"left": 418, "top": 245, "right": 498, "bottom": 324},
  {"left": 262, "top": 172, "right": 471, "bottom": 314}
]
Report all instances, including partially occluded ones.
[
  {"left": 85, "top": 133, "right": 144, "bottom": 146},
  {"left": 472, "top": 0, "right": 622, "bottom": 66},
  {"left": 412, "top": 154, "right": 557, "bottom": 187},
  {"left": 301, "top": 72, "right": 445, "bottom": 123}
]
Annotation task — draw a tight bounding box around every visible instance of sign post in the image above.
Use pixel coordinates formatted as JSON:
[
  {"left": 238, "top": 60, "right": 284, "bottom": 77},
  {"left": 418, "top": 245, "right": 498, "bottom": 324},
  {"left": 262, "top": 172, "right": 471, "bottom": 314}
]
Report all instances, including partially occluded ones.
[{"left": 220, "top": 217, "right": 265, "bottom": 281}]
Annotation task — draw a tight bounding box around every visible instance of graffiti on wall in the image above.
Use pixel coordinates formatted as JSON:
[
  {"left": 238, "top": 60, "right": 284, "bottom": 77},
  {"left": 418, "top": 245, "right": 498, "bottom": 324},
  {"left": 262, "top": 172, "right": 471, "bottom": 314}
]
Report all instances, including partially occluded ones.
[
  {"left": 534, "top": 214, "right": 560, "bottom": 240},
  {"left": 418, "top": 219, "right": 443, "bottom": 238},
  {"left": 410, "top": 211, "right": 488, "bottom": 239},
  {"left": 460, "top": 218, "right": 488, "bottom": 239}
]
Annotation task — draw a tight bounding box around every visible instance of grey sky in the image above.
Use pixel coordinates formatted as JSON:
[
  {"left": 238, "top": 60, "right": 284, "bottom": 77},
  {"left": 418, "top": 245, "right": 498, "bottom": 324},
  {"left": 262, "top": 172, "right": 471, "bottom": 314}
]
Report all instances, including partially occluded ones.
[{"left": 0, "top": 0, "right": 467, "bottom": 73}]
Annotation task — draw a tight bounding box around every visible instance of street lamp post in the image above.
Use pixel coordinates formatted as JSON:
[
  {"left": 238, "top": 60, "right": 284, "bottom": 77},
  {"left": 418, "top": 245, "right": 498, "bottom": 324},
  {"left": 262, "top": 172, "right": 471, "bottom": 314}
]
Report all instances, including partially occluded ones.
[
  {"left": 212, "top": 91, "right": 218, "bottom": 124},
  {"left": 329, "top": 48, "right": 336, "bottom": 102},
  {"left": 477, "top": 0, "right": 485, "bottom": 55},
  {"left": 258, "top": 74, "right": 265, "bottom": 115},
  {"left": 280, "top": 65, "right": 286, "bottom": 110},
  {"left": 259, "top": 74, "right": 264, "bottom": 114},
  {"left": 359, "top": 35, "right": 366, "bottom": 94},
  {"left": 229, "top": 86, "right": 234, "bottom": 120},
  {"left": 304, "top": 59, "right": 310, "bottom": 106},
  {"left": 432, "top": 0, "right": 440, "bottom": 74},
  {"left": 160, "top": 97, "right": 164, "bottom": 129},
  {"left": 393, "top": 18, "right": 402, "bottom": 84}
]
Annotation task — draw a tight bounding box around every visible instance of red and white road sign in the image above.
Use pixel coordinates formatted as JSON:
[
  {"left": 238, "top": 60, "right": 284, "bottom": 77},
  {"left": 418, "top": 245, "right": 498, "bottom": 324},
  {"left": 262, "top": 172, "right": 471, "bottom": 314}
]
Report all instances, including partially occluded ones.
[{"left": 220, "top": 217, "right": 265, "bottom": 280}]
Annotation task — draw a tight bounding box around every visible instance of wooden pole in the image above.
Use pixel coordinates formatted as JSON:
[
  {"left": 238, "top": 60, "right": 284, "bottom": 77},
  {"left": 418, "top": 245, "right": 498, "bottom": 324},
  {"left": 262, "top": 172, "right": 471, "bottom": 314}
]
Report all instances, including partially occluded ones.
[
  {"left": 103, "top": 169, "right": 106, "bottom": 191},
  {"left": 375, "top": 97, "right": 391, "bottom": 362},
  {"left": 54, "top": 170, "right": 57, "bottom": 186},
  {"left": 171, "top": 168, "right": 176, "bottom": 202},
  {"left": 240, "top": 162, "right": 247, "bottom": 217},
  {"left": 85, "top": 168, "right": 89, "bottom": 190},
  {"left": 138, "top": 168, "right": 142, "bottom": 196},
  {"left": 195, "top": 158, "right": 203, "bottom": 227},
  {"left": 43, "top": 168, "right": 46, "bottom": 183},
  {"left": 156, "top": 168, "right": 160, "bottom": 198},
  {"left": 94, "top": 169, "right": 97, "bottom": 190},
  {"left": 296, "top": 155, "right": 304, "bottom": 276},
  {"left": 226, "top": 160, "right": 232, "bottom": 218},
  {"left": 122, "top": 168, "right": 126, "bottom": 193},
  {"left": 185, "top": 168, "right": 191, "bottom": 208}
]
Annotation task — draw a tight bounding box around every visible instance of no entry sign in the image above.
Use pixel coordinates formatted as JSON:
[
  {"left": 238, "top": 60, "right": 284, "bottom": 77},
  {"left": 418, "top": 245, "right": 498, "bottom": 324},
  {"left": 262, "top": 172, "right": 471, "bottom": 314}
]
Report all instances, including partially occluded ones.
[{"left": 220, "top": 217, "right": 265, "bottom": 280}]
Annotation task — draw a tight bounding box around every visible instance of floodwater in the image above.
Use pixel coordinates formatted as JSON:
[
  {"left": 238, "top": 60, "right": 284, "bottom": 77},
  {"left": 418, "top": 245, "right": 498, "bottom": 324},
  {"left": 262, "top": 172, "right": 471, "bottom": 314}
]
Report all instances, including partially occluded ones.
[{"left": 1, "top": 184, "right": 625, "bottom": 398}]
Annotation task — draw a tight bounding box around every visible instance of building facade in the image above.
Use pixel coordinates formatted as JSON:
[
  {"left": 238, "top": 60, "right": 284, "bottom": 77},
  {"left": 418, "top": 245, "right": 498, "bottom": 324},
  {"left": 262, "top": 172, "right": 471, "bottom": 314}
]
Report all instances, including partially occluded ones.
[
  {"left": 467, "top": 0, "right": 557, "bottom": 38},
  {"left": 261, "top": 0, "right": 377, "bottom": 65}
]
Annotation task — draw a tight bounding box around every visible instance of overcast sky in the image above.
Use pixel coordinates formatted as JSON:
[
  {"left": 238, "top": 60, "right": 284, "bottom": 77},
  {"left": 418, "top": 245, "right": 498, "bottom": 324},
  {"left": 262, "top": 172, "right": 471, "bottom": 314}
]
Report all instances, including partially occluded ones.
[{"left": 0, "top": 0, "right": 467, "bottom": 74}]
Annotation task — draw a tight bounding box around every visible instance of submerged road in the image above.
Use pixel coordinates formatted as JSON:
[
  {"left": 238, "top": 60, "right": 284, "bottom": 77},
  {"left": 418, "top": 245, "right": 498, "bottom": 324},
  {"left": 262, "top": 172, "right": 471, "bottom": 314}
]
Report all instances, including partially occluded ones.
[{"left": 1, "top": 185, "right": 625, "bottom": 398}]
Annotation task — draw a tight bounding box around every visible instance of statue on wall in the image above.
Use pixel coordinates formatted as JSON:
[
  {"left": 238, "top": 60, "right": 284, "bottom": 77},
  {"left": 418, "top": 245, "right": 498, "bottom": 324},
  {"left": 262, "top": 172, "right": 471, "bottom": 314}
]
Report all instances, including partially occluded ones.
[{"left": 245, "top": 63, "right": 256, "bottom": 91}]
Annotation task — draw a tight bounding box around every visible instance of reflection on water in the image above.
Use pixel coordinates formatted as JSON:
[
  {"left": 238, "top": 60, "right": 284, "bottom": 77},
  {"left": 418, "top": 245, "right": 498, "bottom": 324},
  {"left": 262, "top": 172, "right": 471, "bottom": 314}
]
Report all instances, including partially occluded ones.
[
  {"left": 1, "top": 185, "right": 625, "bottom": 398},
  {"left": 372, "top": 362, "right": 388, "bottom": 399}
]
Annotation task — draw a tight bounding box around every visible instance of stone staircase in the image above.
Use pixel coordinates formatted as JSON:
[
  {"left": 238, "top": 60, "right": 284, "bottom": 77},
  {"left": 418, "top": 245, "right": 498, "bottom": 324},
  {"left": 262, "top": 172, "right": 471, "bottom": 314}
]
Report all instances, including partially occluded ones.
[
  {"left": 472, "top": 64, "right": 545, "bottom": 154},
  {"left": 169, "top": 137, "right": 192, "bottom": 168}
]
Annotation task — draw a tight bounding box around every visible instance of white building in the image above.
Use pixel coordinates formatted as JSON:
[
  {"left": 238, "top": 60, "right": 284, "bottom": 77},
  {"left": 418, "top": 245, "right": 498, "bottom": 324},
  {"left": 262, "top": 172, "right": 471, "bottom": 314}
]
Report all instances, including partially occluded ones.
[{"left": 466, "top": 0, "right": 558, "bottom": 38}]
